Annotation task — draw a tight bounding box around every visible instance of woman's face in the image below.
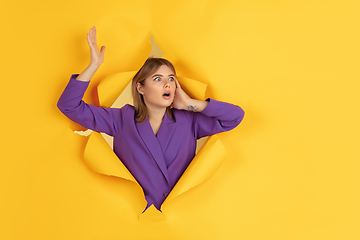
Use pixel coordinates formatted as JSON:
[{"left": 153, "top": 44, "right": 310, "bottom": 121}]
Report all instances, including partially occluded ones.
[{"left": 137, "top": 65, "right": 176, "bottom": 109}]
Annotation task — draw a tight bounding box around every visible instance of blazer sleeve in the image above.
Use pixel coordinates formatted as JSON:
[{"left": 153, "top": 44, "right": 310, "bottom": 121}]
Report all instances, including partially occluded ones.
[
  {"left": 57, "top": 74, "right": 124, "bottom": 136},
  {"left": 193, "top": 98, "right": 245, "bottom": 139}
]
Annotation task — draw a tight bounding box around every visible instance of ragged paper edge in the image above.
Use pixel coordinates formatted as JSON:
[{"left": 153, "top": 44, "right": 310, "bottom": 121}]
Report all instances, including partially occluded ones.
[
  {"left": 83, "top": 131, "right": 137, "bottom": 183},
  {"left": 82, "top": 50, "right": 213, "bottom": 218},
  {"left": 92, "top": 72, "right": 211, "bottom": 185},
  {"left": 177, "top": 76, "right": 207, "bottom": 101},
  {"left": 97, "top": 71, "right": 138, "bottom": 108},
  {"left": 138, "top": 205, "right": 166, "bottom": 222},
  {"left": 161, "top": 135, "right": 227, "bottom": 208},
  {"left": 83, "top": 131, "right": 226, "bottom": 220}
]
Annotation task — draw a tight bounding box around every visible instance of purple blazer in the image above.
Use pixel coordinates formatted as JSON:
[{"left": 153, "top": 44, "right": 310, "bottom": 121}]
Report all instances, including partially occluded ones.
[{"left": 57, "top": 74, "right": 245, "bottom": 210}]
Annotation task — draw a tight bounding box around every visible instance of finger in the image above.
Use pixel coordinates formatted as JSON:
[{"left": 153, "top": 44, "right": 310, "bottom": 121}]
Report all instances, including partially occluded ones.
[
  {"left": 175, "top": 78, "right": 181, "bottom": 89},
  {"left": 93, "top": 26, "right": 97, "bottom": 44},
  {"left": 87, "top": 33, "right": 95, "bottom": 49},
  {"left": 100, "top": 46, "right": 106, "bottom": 54},
  {"left": 88, "top": 28, "right": 93, "bottom": 44},
  {"left": 89, "top": 27, "right": 95, "bottom": 45},
  {"left": 87, "top": 33, "right": 91, "bottom": 47}
]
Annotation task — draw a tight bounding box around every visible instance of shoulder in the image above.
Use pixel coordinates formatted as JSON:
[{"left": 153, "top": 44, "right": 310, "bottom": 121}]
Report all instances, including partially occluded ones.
[
  {"left": 109, "top": 104, "right": 135, "bottom": 120},
  {"left": 111, "top": 104, "right": 136, "bottom": 133},
  {"left": 119, "top": 104, "right": 135, "bottom": 117},
  {"left": 121, "top": 104, "right": 135, "bottom": 111}
]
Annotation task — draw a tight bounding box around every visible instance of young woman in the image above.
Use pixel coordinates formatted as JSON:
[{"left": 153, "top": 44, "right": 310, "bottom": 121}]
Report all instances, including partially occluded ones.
[{"left": 57, "top": 27, "right": 245, "bottom": 211}]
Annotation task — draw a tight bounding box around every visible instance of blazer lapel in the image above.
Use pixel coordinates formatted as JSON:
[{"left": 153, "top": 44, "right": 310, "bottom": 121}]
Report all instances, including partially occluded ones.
[
  {"left": 156, "top": 112, "right": 177, "bottom": 152},
  {"left": 161, "top": 135, "right": 227, "bottom": 209},
  {"left": 136, "top": 118, "right": 170, "bottom": 184}
]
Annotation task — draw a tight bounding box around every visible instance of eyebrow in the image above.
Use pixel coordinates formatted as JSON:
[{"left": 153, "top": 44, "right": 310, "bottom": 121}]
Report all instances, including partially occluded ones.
[{"left": 152, "top": 74, "right": 175, "bottom": 78}]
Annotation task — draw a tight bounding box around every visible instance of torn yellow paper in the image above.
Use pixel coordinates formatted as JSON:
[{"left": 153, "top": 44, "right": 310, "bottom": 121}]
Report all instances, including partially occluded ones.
[
  {"left": 162, "top": 135, "right": 226, "bottom": 205},
  {"left": 138, "top": 205, "right": 166, "bottom": 222},
  {"left": 83, "top": 52, "right": 226, "bottom": 217},
  {"left": 97, "top": 71, "right": 137, "bottom": 108},
  {"left": 177, "top": 76, "right": 207, "bottom": 101},
  {"left": 84, "top": 131, "right": 137, "bottom": 184},
  {"left": 3, "top": 0, "right": 359, "bottom": 238},
  {"left": 84, "top": 129, "right": 226, "bottom": 219}
]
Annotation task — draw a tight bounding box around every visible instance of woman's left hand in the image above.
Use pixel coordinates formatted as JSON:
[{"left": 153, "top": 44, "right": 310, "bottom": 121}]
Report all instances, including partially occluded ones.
[
  {"left": 171, "top": 78, "right": 209, "bottom": 112},
  {"left": 171, "top": 78, "right": 190, "bottom": 110}
]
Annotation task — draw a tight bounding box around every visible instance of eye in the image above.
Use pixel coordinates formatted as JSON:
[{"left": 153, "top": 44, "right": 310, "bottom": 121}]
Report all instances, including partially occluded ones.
[
  {"left": 169, "top": 77, "right": 175, "bottom": 82},
  {"left": 154, "top": 77, "right": 161, "bottom": 81}
]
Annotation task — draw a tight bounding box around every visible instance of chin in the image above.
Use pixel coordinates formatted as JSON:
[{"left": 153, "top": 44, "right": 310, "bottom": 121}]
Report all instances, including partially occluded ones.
[{"left": 163, "top": 99, "right": 174, "bottom": 107}]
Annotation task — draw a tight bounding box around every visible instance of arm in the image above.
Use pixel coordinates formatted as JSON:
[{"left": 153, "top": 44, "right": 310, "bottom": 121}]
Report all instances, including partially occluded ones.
[
  {"left": 193, "top": 98, "right": 245, "bottom": 139},
  {"left": 171, "top": 78, "right": 244, "bottom": 139},
  {"left": 57, "top": 27, "right": 122, "bottom": 136},
  {"left": 57, "top": 75, "right": 122, "bottom": 136}
]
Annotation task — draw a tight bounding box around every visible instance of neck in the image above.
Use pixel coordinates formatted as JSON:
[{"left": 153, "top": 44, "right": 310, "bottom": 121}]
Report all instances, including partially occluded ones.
[{"left": 147, "top": 105, "right": 167, "bottom": 122}]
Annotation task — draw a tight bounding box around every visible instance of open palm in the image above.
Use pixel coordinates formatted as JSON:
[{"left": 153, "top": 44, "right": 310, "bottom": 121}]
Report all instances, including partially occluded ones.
[{"left": 87, "top": 26, "right": 105, "bottom": 67}]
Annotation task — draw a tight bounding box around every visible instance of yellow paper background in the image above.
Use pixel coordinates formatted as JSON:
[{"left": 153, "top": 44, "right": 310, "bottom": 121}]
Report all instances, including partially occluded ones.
[{"left": 1, "top": 0, "right": 359, "bottom": 239}]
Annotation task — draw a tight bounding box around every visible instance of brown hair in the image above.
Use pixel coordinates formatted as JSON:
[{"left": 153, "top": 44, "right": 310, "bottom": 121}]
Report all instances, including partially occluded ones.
[{"left": 132, "top": 58, "right": 176, "bottom": 123}]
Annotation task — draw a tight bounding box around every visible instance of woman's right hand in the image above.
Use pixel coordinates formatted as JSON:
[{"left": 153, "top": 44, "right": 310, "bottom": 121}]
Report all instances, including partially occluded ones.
[{"left": 87, "top": 26, "right": 106, "bottom": 68}]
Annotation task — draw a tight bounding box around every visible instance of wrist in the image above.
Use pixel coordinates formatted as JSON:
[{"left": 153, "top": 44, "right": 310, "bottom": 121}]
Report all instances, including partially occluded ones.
[
  {"left": 186, "top": 99, "right": 199, "bottom": 112},
  {"left": 75, "top": 64, "right": 100, "bottom": 82},
  {"left": 87, "top": 63, "right": 101, "bottom": 71},
  {"left": 186, "top": 99, "right": 209, "bottom": 112}
]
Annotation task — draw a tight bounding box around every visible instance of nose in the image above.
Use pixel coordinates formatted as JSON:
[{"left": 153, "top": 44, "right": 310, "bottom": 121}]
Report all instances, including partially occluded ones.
[{"left": 164, "top": 81, "right": 171, "bottom": 88}]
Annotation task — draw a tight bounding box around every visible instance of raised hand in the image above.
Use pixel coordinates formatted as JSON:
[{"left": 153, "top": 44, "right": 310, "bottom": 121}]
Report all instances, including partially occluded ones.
[
  {"left": 171, "top": 78, "right": 190, "bottom": 110},
  {"left": 75, "top": 27, "right": 106, "bottom": 82},
  {"left": 87, "top": 26, "right": 106, "bottom": 68},
  {"left": 171, "top": 78, "right": 209, "bottom": 112}
]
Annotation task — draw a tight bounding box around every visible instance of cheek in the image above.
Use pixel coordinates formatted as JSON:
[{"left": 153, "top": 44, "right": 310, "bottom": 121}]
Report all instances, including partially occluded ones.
[
  {"left": 144, "top": 85, "right": 161, "bottom": 98},
  {"left": 143, "top": 83, "right": 156, "bottom": 94}
]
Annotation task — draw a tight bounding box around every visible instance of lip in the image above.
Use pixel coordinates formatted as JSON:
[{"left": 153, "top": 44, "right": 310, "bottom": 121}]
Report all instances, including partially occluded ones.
[{"left": 162, "top": 91, "right": 171, "bottom": 99}]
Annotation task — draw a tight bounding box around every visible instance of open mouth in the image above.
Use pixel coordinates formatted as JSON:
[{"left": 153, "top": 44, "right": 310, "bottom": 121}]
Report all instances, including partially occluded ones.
[
  {"left": 163, "top": 90, "right": 171, "bottom": 96},
  {"left": 162, "top": 92, "right": 171, "bottom": 99}
]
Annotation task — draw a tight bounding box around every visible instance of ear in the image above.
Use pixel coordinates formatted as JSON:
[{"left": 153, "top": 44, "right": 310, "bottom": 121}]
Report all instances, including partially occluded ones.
[{"left": 136, "top": 82, "right": 143, "bottom": 95}]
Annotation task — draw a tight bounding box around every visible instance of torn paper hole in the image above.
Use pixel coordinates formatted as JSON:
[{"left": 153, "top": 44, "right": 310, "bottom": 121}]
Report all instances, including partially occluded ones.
[{"left": 80, "top": 34, "right": 222, "bottom": 220}]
